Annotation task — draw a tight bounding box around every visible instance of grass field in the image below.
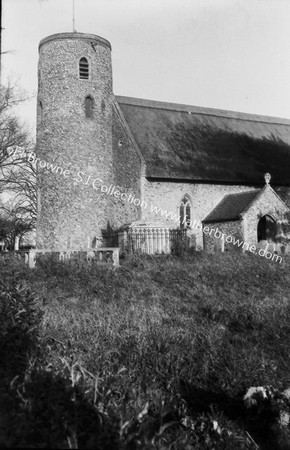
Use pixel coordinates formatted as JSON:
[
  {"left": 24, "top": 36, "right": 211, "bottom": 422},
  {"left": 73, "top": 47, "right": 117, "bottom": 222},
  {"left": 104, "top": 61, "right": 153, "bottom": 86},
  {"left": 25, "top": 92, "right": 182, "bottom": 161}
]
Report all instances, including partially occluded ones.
[{"left": 0, "top": 251, "right": 289, "bottom": 449}]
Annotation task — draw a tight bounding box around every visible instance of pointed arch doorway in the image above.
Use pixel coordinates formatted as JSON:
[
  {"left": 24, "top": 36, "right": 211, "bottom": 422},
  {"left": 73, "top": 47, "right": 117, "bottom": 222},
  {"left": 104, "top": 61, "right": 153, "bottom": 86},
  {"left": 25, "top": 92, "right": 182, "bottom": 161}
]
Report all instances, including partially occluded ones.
[{"left": 257, "top": 215, "right": 277, "bottom": 243}]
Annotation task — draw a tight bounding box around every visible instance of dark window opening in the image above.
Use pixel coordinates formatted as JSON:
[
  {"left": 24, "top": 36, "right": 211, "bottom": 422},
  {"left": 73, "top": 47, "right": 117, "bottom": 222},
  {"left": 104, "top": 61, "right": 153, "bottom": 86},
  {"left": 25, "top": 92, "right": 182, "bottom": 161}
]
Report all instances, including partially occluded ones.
[
  {"left": 79, "top": 57, "right": 89, "bottom": 79},
  {"left": 85, "top": 96, "right": 94, "bottom": 118},
  {"left": 180, "top": 196, "right": 191, "bottom": 229},
  {"left": 37, "top": 100, "right": 43, "bottom": 125},
  {"left": 257, "top": 215, "right": 277, "bottom": 242}
]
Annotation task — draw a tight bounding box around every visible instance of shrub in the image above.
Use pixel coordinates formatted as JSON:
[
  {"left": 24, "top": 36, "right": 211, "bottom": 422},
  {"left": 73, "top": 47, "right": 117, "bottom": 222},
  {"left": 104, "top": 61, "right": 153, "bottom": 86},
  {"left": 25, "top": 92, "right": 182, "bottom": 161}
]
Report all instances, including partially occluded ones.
[
  {"left": 0, "top": 277, "right": 43, "bottom": 377},
  {"left": 170, "top": 234, "right": 190, "bottom": 257},
  {"left": 1, "top": 251, "right": 290, "bottom": 448}
]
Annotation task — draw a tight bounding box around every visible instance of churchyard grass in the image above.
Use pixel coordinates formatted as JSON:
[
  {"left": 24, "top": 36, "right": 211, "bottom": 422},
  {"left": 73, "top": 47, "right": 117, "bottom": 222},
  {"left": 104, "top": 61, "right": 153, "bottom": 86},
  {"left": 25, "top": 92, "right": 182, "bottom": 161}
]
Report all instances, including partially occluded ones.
[{"left": 0, "top": 251, "right": 289, "bottom": 449}]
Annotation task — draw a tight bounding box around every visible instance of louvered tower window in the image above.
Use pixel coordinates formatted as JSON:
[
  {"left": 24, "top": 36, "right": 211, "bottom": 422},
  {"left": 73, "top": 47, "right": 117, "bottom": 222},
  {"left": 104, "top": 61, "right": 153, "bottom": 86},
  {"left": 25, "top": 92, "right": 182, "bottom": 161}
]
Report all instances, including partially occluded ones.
[{"left": 79, "top": 57, "right": 89, "bottom": 79}]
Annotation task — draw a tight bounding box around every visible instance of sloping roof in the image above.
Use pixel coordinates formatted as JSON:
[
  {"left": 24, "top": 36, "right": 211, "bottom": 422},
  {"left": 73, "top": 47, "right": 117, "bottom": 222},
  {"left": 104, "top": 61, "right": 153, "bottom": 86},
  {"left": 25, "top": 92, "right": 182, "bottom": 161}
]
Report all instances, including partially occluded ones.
[
  {"left": 115, "top": 96, "right": 290, "bottom": 184},
  {"left": 203, "top": 190, "right": 261, "bottom": 223}
]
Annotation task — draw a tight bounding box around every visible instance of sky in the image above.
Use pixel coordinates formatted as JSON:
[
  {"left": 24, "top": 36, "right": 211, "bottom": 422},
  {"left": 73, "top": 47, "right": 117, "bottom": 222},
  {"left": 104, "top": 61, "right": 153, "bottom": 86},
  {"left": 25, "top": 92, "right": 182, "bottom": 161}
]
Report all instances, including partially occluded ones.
[{"left": 2, "top": 0, "right": 290, "bottom": 139}]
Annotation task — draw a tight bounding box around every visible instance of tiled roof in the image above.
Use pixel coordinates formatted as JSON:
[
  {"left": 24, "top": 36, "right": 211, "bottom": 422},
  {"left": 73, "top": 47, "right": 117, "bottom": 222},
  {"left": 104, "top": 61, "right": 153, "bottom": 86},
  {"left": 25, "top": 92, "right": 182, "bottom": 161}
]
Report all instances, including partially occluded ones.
[
  {"left": 116, "top": 96, "right": 290, "bottom": 184},
  {"left": 203, "top": 190, "right": 261, "bottom": 223}
]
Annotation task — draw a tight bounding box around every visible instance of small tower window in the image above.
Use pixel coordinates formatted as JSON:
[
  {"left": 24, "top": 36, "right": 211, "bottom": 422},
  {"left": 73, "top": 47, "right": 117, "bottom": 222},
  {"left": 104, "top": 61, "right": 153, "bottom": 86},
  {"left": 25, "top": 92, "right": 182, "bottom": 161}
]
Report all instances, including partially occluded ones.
[
  {"left": 85, "top": 96, "right": 94, "bottom": 118},
  {"left": 180, "top": 195, "right": 192, "bottom": 229},
  {"left": 37, "top": 100, "right": 43, "bottom": 125},
  {"left": 79, "top": 57, "right": 89, "bottom": 79}
]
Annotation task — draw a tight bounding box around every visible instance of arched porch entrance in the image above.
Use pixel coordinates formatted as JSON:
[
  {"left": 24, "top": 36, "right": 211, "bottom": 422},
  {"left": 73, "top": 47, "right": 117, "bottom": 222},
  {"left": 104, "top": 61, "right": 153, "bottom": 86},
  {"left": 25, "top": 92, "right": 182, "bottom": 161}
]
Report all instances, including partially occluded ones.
[{"left": 257, "top": 215, "right": 277, "bottom": 242}]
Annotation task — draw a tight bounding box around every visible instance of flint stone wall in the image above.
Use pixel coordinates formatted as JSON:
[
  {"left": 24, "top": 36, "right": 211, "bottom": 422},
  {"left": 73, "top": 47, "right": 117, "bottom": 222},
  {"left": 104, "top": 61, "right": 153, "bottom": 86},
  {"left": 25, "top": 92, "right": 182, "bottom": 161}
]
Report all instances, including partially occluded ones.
[
  {"left": 109, "top": 104, "right": 143, "bottom": 230},
  {"left": 36, "top": 33, "right": 113, "bottom": 249},
  {"left": 202, "top": 221, "right": 243, "bottom": 253},
  {"left": 243, "top": 186, "right": 289, "bottom": 245},
  {"left": 142, "top": 180, "right": 257, "bottom": 249}
]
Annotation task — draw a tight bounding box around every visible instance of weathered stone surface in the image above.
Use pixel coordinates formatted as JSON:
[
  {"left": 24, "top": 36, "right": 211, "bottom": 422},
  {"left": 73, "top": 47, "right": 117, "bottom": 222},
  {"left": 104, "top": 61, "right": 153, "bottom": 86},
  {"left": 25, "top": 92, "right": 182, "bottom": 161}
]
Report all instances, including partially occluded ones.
[
  {"left": 35, "top": 32, "right": 289, "bottom": 253},
  {"left": 142, "top": 180, "right": 256, "bottom": 248},
  {"left": 109, "top": 104, "right": 143, "bottom": 230},
  {"left": 202, "top": 185, "right": 289, "bottom": 253},
  {"left": 203, "top": 221, "right": 243, "bottom": 253},
  {"left": 36, "top": 33, "right": 114, "bottom": 249},
  {"left": 243, "top": 185, "right": 288, "bottom": 246}
]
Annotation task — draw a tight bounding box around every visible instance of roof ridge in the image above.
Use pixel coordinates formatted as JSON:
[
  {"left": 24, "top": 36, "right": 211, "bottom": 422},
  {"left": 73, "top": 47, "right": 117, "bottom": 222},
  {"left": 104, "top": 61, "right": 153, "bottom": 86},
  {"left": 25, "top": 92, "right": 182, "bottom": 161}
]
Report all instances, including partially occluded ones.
[
  {"left": 115, "top": 95, "right": 290, "bottom": 126},
  {"left": 224, "top": 189, "right": 261, "bottom": 198}
]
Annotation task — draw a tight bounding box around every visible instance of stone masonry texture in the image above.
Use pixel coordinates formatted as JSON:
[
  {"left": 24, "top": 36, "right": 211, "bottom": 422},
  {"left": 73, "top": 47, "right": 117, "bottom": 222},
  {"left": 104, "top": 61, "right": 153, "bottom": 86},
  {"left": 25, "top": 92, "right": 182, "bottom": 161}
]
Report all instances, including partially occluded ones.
[
  {"left": 36, "top": 33, "right": 114, "bottom": 249},
  {"left": 110, "top": 103, "right": 142, "bottom": 230},
  {"left": 142, "top": 180, "right": 258, "bottom": 249},
  {"left": 202, "top": 186, "right": 288, "bottom": 253},
  {"left": 35, "top": 32, "right": 289, "bottom": 252},
  {"left": 203, "top": 221, "right": 243, "bottom": 253},
  {"left": 243, "top": 186, "right": 288, "bottom": 245}
]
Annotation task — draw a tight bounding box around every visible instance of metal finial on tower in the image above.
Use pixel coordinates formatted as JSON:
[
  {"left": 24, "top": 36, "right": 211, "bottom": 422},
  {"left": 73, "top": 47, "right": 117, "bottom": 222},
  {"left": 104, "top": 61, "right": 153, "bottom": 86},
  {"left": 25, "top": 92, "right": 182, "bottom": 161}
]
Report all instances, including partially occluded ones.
[
  {"left": 264, "top": 173, "right": 271, "bottom": 185},
  {"left": 73, "top": 0, "right": 77, "bottom": 32}
]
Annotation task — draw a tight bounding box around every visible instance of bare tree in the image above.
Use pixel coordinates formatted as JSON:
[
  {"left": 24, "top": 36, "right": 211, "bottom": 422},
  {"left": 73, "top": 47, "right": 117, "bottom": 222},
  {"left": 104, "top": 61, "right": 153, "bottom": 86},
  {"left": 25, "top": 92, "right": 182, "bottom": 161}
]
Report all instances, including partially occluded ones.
[
  {"left": 0, "top": 83, "right": 36, "bottom": 246},
  {"left": 3, "top": 152, "right": 37, "bottom": 227},
  {"left": 0, "top": 83, "right": 32, "bottom": 182},
  {"left": 0, "top": 205, "right": 34, "bottom": 250}
]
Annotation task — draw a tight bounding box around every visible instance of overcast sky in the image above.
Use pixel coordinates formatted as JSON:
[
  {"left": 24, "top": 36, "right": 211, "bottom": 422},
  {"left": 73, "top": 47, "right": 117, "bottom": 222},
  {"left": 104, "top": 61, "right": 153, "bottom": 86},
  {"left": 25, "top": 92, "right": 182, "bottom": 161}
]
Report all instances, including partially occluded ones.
[{"left": 2, "top": 0, "right": 290, "bottom": 137}]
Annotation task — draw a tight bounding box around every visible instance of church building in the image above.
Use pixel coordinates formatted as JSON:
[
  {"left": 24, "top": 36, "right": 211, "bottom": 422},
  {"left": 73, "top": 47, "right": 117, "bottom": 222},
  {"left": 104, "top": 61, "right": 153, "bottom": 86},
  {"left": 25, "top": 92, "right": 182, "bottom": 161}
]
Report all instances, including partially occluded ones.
[{"left": 35, "top": 32, "right": 290, "bottom": 253}]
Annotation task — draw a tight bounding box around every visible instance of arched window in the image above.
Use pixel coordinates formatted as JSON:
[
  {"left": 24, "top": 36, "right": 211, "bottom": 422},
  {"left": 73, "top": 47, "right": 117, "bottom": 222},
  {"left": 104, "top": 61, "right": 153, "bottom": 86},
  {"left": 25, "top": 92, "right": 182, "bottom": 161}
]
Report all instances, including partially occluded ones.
[
  {"left": 179, "top": 195, "right": 192, "bottom": 229},
  {"left": 257, "top": 215, "right": 277, "bottom": 242},
  {"left": 85, "top": 96, "right": 94, "bottom": 118},
  {"left": 79, "top": 57, "right": 89, "bottom": 79}
]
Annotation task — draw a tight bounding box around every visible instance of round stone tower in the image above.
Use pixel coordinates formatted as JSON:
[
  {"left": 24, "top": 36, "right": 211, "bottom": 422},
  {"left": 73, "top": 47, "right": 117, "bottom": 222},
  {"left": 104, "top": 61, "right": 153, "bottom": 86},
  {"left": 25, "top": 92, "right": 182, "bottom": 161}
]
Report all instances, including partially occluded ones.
[{"left": 36, "top": 32, "right": 113, "bottom": 249}]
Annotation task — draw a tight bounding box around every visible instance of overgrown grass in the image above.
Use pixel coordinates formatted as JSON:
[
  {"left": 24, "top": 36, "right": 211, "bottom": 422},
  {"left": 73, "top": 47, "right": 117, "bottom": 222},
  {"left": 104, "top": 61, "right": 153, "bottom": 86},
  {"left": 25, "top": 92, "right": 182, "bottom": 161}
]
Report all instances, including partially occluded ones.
[{"left": 0, "top": 251, "right": 290, "bottom": 448}]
